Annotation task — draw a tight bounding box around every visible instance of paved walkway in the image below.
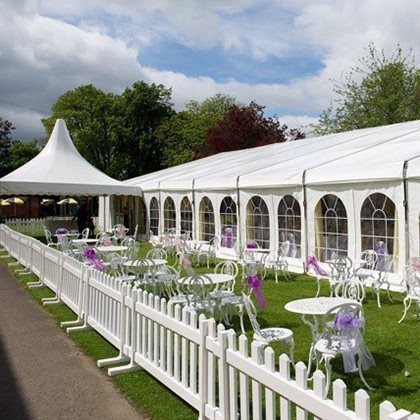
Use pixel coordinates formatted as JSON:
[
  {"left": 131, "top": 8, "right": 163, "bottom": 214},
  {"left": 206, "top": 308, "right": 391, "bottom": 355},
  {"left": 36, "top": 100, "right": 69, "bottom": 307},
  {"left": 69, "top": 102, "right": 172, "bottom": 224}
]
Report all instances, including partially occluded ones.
[{"left": 0, "top": 261, "right": 148, "bottom": 420}]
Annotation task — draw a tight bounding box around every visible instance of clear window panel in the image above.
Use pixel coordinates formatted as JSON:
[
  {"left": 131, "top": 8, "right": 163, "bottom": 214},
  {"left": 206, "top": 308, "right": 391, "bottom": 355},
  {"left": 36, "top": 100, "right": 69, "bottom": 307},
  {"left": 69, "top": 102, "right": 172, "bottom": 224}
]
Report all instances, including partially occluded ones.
[
  {"left": 163, "top": 197, "right": 176, "bottom": 232},
  {"left": 361, "top": 193, "right": 397, "bottom": 272},
  {"left": 220, "top": 196, "right": 237, "bottom": 248},
  {"left": 246, "top": 196, "right": 270, "bottom": 249},
  {"left": 180, "top": 196, "right": 193, "bottom": 237},
  {"left": 199, "top": 197, "right": 215, "bottom": 241},
  {"left": 149, "top": 197, "right": 159, "bottom": 236},
  {"left": 278, "top": 195, "right": 301, "bottom": 258},
  {"left": 314, "top": 194, "right": 348, "bottom": 262}
]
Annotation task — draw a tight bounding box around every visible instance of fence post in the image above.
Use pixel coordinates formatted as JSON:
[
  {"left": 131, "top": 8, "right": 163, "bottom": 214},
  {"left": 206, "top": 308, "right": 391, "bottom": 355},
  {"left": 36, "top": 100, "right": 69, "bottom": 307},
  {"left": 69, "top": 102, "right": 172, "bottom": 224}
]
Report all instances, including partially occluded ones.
[{"left": 198, "top": 318, "right": 210, "bottom": 420}]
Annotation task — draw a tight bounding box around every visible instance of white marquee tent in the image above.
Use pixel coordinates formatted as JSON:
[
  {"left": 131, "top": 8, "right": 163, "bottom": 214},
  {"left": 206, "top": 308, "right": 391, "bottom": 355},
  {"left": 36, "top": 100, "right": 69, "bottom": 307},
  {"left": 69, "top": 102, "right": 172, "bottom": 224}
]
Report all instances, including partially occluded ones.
[
  {"left": 0, "top": 119, "right": 140, "bottom": 197},
  {"left": 118, "top": 119, "right": 420, "bottom": 283}
]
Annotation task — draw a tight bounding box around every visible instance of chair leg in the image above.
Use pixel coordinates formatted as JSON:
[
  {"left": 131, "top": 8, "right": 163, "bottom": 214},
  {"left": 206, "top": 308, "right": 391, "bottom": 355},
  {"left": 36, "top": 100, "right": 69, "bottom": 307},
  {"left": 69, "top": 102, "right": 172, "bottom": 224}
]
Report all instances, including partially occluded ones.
[
  {"left": 357, "top": 359, "right": 375, "bottom": 391},
  {"left": 398, "top": 297, "right": 412, "bottom": 323},
  {"left": 322, "top": 355, "right": 334, "bottom": 398},
  {"left": 315, "top": 277, "right": 321, "bottom": 298}
]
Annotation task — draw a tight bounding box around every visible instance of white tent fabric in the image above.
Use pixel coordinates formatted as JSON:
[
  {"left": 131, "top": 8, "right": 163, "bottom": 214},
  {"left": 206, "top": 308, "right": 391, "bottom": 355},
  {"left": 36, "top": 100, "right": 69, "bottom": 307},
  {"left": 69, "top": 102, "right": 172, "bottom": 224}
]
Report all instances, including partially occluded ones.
[
  {"left": 0, "top": 119, "right": 140, "bottom": 196},
  {"left": 125, "top": 119, "right": 420, "bottom": 192},
  {"left": 120, "top": 119, "right": 420, "bottom": 282}
]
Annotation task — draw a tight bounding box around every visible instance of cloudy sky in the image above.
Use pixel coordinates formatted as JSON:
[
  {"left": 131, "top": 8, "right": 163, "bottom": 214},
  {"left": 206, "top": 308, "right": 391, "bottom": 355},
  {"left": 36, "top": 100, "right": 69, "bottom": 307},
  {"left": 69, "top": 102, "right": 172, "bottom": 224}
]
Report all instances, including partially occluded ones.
[{"left": 1, "top": 0, "right": 420, "bottom": 141}]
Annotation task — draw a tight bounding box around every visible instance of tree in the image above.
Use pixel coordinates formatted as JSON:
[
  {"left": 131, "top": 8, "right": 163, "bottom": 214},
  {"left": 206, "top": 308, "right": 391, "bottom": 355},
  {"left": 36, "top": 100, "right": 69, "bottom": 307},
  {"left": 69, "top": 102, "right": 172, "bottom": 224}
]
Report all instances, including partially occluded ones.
[
  {"left": 8, "top": 140, "right": 40, "bottom": 169},
  {"left": 313, "top": 43, "right": 420, "bottom": 135},
  {"left": 0, "top": 117, "right": 15, "bottom": 177},
  {"left": 42, "top": 85, "right": 125, "bottom": 178},
  {"left": 119, "top": 81, "right": 175, "bottom": 177},
  {"left": 156, "top": 93, "right": 239, "bottom": 167},
  {"left": 199, "top": 101, "right": 305, "bottom": 157}
]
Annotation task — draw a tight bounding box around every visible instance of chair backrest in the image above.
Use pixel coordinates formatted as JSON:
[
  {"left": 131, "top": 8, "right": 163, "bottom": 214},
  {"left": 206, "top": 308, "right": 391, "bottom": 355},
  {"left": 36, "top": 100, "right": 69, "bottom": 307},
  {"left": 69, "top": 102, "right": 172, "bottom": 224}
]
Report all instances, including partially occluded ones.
[
  {"left": 44, "top": 228, "right": 53, "bottom": 245},
  {"left": 98, "top": 232, "right": 113, "bottom": 246},
  {"left": 81, "top": 227, "right": 90, "bottom": 239},
  {"left": 279, "top": 240, "right": 290, "bottom": 258},
  {"left": 113, "top": 224, "right": 127, "bottom": 239},
  {"left": 335, "top": 276, "right": 365, "bottom": 302},
  {"left": 214, "top": 260, "right": 239, "bottom": 278},
  {"left": 404, "top": 265, "right": 420, "bottom": 296},
  {"left": 146, "top": 247, "right": 168, "bottom": 260},
  {"left": 242, "top": 292, "right": 261, "bottom": 335},
  {"left": 328, "top": 255, "right": 353, "bottom": 281},
  {"left": 181, "top": 274, "right": 213, "bottom": 306},
  {"left": 360, "top": 249, "right": 378, "bottom": 270},
  {"left": 322, "top": 301, "right": 364, "bottom": 338}
]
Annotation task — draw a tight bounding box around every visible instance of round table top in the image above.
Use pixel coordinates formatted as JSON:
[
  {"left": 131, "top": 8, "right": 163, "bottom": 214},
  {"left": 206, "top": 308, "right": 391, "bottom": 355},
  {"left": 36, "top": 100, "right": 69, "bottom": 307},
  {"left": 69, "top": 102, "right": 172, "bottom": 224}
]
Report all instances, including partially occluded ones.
[
  {"left": 72, "top": 238, "right": 99, "bottom": 244},
  {"left": 123, "top": 258, "right": 167, "bottom": 267},
  {"left": 178, "top": 273, "right": 233, "bottom": 285},
  {"left": 284, "top": 297, "right": 355, "bottom": 316},
  {"left": 96, "top": 245, "right": 128, "bottom": 252}
]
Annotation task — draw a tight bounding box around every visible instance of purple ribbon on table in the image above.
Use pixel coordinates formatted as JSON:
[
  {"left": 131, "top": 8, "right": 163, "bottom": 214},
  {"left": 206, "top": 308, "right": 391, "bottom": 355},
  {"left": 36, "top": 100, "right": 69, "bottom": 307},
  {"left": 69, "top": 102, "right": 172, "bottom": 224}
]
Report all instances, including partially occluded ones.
[
  {"left": 246, "top": 242, "right": 257, "bottom": 249},
  {"left": 307, "top": 256, "right": 328, "bottom": 276},
  {"left": 84, "top": 247, "right": 106, "bottom": 271},
  {"left": 56, "top": 228, "right": 68, "bottom": 235},
  {"left": 247, "top": 274, "right": 266, "bottom": 308}
]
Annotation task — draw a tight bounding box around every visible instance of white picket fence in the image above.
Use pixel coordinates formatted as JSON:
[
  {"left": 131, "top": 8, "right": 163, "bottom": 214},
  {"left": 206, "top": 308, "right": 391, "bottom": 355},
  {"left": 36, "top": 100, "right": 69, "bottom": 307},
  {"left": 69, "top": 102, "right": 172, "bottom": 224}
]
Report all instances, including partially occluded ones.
[
  {"left": 0, "top": 224, "right": 418, "bottom": 420},
  {"left": 4, "top": 217, "right": 47, "bottom": 235}
]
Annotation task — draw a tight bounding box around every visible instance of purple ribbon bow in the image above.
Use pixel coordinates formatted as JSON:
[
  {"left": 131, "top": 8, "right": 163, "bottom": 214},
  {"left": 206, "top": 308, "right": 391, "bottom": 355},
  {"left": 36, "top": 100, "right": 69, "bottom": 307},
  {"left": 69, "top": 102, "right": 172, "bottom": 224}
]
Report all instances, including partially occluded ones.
[
  {"left": 247, "top": 274, "right": 266, "bottom": 308},
  {"left": 307, "top": 256, "right": 328, "bottom": 276},
  {"left": 334, "top": 313, "right": 365, "bottom": 330},
  {"left": 84, "top": 247, "right": 106, "bottom": 271}
]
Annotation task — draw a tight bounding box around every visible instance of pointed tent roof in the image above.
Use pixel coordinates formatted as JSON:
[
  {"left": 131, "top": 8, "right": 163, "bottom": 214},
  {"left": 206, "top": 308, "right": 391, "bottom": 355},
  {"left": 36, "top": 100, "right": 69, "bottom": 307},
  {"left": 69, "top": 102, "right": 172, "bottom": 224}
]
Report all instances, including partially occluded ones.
[{"left": 0, "top": 119, "right": 140, "bottom": 196}]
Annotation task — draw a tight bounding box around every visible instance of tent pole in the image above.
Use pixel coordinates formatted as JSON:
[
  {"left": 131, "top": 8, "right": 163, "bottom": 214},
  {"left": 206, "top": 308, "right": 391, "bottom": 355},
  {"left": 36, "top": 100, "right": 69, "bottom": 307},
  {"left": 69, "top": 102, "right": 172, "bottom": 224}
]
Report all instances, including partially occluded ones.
[
  {"left": 302, "top": 170, "right": 308, "bottom": 273},
  {"left": 403, "top": 161, "right": 409, "bottom": 267}
]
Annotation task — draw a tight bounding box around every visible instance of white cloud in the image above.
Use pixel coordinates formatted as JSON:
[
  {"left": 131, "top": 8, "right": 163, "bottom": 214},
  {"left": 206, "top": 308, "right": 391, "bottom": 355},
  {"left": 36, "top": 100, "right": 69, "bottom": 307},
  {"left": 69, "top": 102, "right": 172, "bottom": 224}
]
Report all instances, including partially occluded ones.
[{"left": 2, "top": 0, "right": 420, "bottom": 141}]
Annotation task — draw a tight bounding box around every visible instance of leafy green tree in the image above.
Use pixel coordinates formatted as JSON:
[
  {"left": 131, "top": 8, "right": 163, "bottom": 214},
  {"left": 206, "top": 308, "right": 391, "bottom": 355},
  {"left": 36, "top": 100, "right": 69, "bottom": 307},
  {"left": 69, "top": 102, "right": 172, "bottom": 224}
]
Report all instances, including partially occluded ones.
[
  {"left": 119, "top": 81, "right": 175, "bottom": 177},
  {"left": 313, "top": 43, "right": 420, "bottom": 135},
  {"left": 156, "top": 93, "right": 238, "bottom": 167},
  {"left": 8, "top": 140, "right": 40, "bottom": 169},
  {"left": 0, "top": 117, "right": 15, "bottom": 177},
  {"left": 199, "top": 101, "right": 305, "bottom": 157},
  {"left": 42, "top": 85, "right": 125, "bottom": 178}
]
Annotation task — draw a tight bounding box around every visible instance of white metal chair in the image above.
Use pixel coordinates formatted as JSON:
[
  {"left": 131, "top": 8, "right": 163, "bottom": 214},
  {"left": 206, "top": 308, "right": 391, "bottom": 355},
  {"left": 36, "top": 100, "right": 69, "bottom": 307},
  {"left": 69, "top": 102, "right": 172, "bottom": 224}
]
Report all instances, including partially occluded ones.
[
  {"left": 146, "top": 247, "right": 168, "bottom": 261},
  {"left": 242, "top": 293, "right": 294, "bottom": 364},
  {"left": 313, "top": 302, "right": 375, "bottom": 397},
  {"left": 181, "top": 274, "right": 216, "bottom": 317},
  {"left": 44, "top": 228, "right": 59, "bottom": 248},
  {"left": 81, "top": 227, "right": 90, "bottom": 239},
  {"left": 268, "top": 240, "right": 290, "bottom": 283},
  {"left": 398, "top": 265, "right": 420, "bottom": 323},
  {"left": 197, "top": 236, "right": 219, "bottom": 268},
  {"left": 356, "top": 250, "right": 393, "bottom": 307}
]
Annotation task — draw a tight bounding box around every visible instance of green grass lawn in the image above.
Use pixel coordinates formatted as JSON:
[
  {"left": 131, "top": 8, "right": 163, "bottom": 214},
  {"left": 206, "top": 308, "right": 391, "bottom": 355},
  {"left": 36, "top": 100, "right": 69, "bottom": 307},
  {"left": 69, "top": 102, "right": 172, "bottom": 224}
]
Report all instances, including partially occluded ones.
[{"left": 1, "top": 241, "right": 419, "bottom": 418}]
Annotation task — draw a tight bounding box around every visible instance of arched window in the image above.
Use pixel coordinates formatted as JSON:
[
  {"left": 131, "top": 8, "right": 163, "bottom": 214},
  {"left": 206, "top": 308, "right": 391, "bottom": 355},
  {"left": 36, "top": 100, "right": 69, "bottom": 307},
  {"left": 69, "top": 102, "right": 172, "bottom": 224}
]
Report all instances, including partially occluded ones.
[
  {"left": 361, "top": 193, "right": 397, "bottom": 272},
  {"left": 180, "top": 196, "right": 193, "bottom": 237},
  {"left": 246, "top": 196, "right": 270, "bottom": 249},
  {"left": 149, "top": 197, "right": 159, "bottom": 236},
  {"left": 220, "top": 196, "right": 237, "bottom": 248},
  {"left": 278, "top": 195, "right": 301, "bottom": 258},
  {"left": 163, "top": 197, "right": 176, "bottom": 232},
  {"left": 314, "top": 194, "right": 348, "bottom": 262},
  {"left": 199, "top": 197, "right": 215, "bottom": 241},
  {"left": 138, "top": 198, "right": 147, "bottom": 235}
]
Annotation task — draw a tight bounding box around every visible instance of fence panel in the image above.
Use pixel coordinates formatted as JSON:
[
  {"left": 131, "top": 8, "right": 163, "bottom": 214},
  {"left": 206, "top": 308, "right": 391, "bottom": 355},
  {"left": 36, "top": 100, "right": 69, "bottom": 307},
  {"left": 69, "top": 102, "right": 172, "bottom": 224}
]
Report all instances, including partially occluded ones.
[{"left": 0, "top": 226, "right": 419, "bottom": 420}]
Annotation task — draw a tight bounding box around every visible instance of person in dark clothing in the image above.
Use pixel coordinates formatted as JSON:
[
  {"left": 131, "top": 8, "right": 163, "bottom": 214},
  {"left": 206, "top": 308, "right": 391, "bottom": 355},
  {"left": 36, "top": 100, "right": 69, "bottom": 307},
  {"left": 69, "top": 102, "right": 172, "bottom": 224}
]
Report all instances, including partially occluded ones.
[{"left": 72, "top": 203, "right": 88, "bottom": 233}]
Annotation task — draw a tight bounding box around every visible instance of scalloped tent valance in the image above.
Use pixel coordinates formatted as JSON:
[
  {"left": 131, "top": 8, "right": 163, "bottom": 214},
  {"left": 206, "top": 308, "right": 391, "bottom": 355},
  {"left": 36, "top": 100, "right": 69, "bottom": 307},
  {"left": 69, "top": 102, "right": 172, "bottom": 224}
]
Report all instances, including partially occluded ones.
[{"left": 0, "top": 119, "right": 140, "bottom": 196}]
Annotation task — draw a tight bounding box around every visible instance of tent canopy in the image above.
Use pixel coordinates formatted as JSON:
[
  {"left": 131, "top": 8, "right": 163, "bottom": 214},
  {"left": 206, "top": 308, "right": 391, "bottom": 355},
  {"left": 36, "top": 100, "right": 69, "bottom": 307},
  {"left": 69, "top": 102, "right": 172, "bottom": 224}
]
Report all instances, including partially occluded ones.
[
  {"left": 0, "top": 119, "right": 140, "bottom": 196},
  {"left": 124, "top": 119, "right": 420, "bottom": 191}
]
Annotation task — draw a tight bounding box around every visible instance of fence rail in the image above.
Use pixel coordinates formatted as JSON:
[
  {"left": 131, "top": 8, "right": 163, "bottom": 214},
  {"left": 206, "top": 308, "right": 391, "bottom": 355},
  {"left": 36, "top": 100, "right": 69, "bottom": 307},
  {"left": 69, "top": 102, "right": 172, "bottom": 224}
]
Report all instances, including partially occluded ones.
[{"left": 0, "top": 224, "right": 417, "bottom": 420}]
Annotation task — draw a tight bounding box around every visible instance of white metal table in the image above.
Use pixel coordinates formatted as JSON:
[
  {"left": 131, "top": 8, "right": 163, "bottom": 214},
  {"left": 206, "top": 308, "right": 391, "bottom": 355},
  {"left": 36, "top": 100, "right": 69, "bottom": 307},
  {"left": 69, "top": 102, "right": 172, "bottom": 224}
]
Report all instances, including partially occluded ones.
[{"left": 285, "top": 296, "right": 355, "bottom": 373}]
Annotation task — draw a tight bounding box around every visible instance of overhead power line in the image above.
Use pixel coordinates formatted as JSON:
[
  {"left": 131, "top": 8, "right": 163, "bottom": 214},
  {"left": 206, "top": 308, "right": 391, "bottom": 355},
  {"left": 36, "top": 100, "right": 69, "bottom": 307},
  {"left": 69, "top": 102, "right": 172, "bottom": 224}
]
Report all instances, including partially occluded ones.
[{"left": 0, "top": 99, "right": 49, "bottom": 115}]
